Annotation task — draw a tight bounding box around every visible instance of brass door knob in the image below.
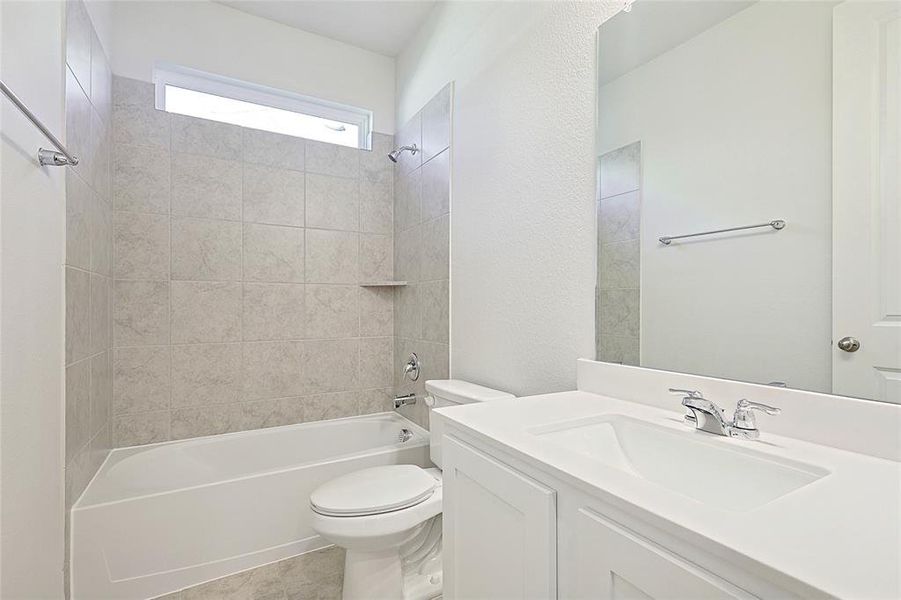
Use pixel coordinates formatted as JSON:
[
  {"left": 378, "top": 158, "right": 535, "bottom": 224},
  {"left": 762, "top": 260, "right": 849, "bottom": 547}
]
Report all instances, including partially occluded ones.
[{"left": 837, "top": 337, "right": 860, "bottom": 352}]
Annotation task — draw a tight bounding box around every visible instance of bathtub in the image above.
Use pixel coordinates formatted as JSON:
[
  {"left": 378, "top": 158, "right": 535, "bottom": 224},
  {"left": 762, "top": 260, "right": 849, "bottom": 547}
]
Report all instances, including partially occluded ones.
[{"left": 71, "top": 412, "right": 431, "bottom": 599}]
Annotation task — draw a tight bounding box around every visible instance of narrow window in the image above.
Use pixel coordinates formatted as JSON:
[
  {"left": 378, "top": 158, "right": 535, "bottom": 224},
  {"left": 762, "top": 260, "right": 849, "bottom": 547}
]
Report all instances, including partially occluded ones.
[{"left": 153, "top": 63, "right": 373, "bottom": 149}]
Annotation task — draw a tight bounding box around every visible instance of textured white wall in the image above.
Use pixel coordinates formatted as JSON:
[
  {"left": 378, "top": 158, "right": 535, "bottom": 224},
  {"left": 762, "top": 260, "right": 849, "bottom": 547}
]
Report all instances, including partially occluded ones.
[
  {"left": 0, "top": 1, "right": 66, "bottom": 596},
  {"left": 397, "top": 1, "right": 621, "bottom": 396},
  {"left": 110, "top": 1, "right": 397, "bottom": 134},
  {"left": 599, "top": 1, "right": 833, "bottom": 392}
]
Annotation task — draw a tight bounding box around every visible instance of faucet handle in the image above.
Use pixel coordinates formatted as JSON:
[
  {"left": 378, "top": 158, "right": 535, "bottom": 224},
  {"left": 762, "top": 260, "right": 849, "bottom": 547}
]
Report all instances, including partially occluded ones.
[
  {"left": 733, "top": 399, "right": 780, "bottom": 432},
  {"left": 669, "top": 388, "right": 703, "bottom": 399},
  {"left": 735, "top": 399, "right": 781, "bottom": 415}
]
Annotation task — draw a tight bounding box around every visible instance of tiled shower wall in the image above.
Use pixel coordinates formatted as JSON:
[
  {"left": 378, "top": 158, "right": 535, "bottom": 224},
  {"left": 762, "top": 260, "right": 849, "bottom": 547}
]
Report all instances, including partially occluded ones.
[
  {"left": 597, "top": 141, "right": 641, "bottom": 365},
  {"left": 65, "top": 0, "right": 113, "bottom": 510},
  {"left": 393, "top": 85, "right": 452, "bottom": 428},
  {"left": 110, "top": 75, "right": 396, "bottom": 446}
]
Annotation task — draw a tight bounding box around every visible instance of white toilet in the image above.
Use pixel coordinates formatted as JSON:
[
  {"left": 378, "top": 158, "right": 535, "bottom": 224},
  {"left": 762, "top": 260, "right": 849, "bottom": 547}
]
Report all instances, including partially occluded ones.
[{"left": 310, "top": 380, "right": 515, "bottom": 600}]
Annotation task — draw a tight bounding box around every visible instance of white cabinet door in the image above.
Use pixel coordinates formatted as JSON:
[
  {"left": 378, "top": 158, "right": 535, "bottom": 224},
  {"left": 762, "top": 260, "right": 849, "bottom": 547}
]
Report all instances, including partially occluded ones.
[
  {"left": 573, "top": 508, "right": 756, "bottom": 600},
  {"left": 442, "top": 436, "right": 556, "bottom": 600}
]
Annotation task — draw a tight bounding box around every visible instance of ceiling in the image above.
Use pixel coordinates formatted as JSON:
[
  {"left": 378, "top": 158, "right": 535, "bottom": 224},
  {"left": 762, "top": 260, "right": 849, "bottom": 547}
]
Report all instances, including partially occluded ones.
[{"left": 218, "top": 1, "right": 437, "bottom": 57}]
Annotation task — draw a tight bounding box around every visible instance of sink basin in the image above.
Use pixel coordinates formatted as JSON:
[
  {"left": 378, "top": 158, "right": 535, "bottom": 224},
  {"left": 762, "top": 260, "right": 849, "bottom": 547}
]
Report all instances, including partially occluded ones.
[{"left": 530, "top": 414, "right": 829, "bottom": 511}]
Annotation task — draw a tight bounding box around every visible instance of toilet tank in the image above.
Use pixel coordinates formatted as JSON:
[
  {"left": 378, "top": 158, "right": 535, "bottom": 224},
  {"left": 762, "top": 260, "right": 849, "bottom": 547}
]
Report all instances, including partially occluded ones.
[{"left": 424, "top": 379, "right": 515, "bottom": 468}]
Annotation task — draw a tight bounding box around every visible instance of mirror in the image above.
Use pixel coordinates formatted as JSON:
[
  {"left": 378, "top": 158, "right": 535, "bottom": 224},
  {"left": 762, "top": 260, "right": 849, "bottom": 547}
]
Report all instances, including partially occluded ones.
[{"left": 595, "top": 0, "right": 900, "bottom": 403}]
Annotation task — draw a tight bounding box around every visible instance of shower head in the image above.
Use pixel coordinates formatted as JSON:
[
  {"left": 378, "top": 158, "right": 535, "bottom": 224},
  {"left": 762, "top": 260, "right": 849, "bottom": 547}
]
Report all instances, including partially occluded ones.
[{"left": 388, "top": 144, "right": 418, "bottom": 163}]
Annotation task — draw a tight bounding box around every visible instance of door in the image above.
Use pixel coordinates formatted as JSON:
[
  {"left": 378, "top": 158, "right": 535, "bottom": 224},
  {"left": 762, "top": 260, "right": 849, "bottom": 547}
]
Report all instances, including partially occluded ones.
[
  {"left": 833, "top": 0, "right": 901, "bottom": 402},
  {"left": 442, "top": 436, "right": 556, "bottom": 600},
  {"left": 572, "top": 508, "right": 756, "bottom": 600}
]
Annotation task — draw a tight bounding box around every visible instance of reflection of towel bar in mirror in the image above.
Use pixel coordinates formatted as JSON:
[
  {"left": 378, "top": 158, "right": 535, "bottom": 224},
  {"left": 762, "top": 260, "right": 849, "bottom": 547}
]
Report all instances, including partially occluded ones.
[{"left": 658, "top": 219, "right": 786, "bottom": 246}]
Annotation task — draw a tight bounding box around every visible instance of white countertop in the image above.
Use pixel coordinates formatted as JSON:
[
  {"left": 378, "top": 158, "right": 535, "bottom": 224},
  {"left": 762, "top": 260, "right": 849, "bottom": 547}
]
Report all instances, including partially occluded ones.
[{"left": 437, "top": 390, "right": 901, "bottom": 599}]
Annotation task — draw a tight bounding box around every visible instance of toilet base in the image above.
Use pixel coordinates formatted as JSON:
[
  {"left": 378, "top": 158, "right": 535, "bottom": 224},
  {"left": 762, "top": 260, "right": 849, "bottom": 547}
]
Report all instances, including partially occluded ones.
[
  {"left": 343, "top": 548, "right": 404, "bottom": 600},
  {"left": 341, "top": 515, "right": 443, "bottom": 600}
]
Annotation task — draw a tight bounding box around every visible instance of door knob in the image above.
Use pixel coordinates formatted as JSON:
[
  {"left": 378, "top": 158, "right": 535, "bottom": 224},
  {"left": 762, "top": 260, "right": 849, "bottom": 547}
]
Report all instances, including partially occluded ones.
[{"left": 837, "top": 336, "right": 860, "bottom": 352}]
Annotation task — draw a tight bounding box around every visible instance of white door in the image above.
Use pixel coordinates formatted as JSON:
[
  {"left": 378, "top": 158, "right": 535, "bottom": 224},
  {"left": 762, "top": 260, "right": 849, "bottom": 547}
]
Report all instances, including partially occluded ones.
[
  {"left": 833, "top": 0, "right": 901, "bottom": 403},
  {"left": 442, "top": 436, "right": 556, "bottom": 600},
  {"left": 572, "top": 508, "right": 756, "bottom": 600}
]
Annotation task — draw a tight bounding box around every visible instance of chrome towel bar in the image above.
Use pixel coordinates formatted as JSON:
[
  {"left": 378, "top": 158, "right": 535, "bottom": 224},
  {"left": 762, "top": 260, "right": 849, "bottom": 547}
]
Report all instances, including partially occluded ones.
[
  {"left": 659, "top": 219, "right": 785, "bottom": 245},
  {"left": 0, "top": 79, "right": 79, "bottom": 167}
]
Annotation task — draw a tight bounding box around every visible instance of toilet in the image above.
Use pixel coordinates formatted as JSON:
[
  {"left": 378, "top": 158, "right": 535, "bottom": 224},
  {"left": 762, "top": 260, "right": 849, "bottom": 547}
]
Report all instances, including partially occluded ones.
[{"left": 310, "top": 380, "right": 515, "bottom": 600}]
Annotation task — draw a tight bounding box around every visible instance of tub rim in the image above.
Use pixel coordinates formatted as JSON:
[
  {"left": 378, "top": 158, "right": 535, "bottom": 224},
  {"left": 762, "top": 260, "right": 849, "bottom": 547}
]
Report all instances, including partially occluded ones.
[{"left": 73, "top": 411, "right": 430, "bottom": 510}]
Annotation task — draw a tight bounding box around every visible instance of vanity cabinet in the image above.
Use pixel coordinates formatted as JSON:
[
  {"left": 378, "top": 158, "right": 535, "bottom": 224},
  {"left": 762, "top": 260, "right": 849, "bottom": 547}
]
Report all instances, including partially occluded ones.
[
  {"left": 442, "top": 436, "right": 557, "bottom": 599},
  {"left": 571, "top": 507, "right": 753, "bottom": 599},
  {"left": 441, "top": 430, "right": 808, "bottom": 600}
]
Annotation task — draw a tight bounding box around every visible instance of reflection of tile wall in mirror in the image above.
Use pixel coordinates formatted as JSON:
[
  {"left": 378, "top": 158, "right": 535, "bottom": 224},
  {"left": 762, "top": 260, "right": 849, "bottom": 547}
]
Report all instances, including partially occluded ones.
[{"left": 597, "top": 142, "right": 641, "bottom": 366}]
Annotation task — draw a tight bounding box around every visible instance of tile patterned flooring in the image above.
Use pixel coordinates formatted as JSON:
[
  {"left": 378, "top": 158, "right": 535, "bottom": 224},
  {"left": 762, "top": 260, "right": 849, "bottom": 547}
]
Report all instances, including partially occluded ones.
[{"left": 155, "top": 546, "right": 344, "bottom": 600}]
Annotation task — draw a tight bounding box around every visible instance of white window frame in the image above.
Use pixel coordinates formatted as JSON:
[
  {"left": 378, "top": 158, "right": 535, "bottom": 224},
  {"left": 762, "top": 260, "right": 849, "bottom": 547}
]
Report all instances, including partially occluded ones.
[{"left": 152, "top": 62, "right": 373, "bottom": 150}]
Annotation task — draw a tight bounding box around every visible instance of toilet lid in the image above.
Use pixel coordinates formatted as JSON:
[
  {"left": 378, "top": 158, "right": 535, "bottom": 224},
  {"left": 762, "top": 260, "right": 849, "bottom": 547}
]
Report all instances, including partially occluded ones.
[{"left": 310, "top": 465, "right": 437, "bottom": 517}]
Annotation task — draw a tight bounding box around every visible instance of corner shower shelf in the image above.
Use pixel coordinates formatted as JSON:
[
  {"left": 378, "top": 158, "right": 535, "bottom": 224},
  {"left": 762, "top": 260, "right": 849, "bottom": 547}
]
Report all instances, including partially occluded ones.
[{"left": 359, "top": 281, "right": 408, "bottom": 288}]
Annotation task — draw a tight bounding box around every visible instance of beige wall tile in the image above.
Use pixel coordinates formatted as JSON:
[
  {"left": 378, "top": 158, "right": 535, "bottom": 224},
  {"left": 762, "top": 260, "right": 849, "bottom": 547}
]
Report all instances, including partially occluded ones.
[
  {"left": 113, "top": 280, "right": 170, "bottom": 346},
  {"left": 113, "top": 144, "right": 170, "bottom": 214},
  {"left": 90, "top": 31, "right": 111, "bottom": 122},
  {"left": 66, "top": 267, "right": 91, "bottom": 363},
  {"left": 306, "top": 140, "right": 359, "bottom": 178},
  {"left": 421, "top": 83, "right": 451, "bottom": 162},
  {"left": 394, "top": 224, "right": 421, "bottom": 282},
  {"left": 113, "top": 346, "right": 170, "bottom": 415},
  {"left": 90, "top": 274, "right": 111, "bottom": 355},
  {"left": 394, "top": 169, "right": 421, "bottom": 233},
  {"left": 598, "top": 190, "right": 640, "bottom": 245},
  {"left": 243, "top": 283, "right": 305, "bottom": 341},
  {"left": 421, "top": 148, "right": 450, "bottom": 221},
  {"left": 598, "top": 240, "right": 640, "bottom": 289},
  {"left": 114, "top": 411, "right": 169, "bottom": 447},
  {"left": 171, "top": 281, "right": 242, "bottom": 344},
  {"left": 362, "top": 133, "right": 393, "bottom": 182},
  {"left": 171, "top": 343, "right": 242, "bottom": 407},
  {"left": 305, "top": 173, "right": 359, "bottom": 231},
  {"left": 244, "top": 223, "right": 305, "bottom": 282},
  {"left": 113, "top": 211, "right": 169, "bottom": 279},
  {"left": 90, "top": 352, "right": 112, "bottom": 436},
  {"left": 243, "top": 164, "right": 305, "bottom": 227},
  {"left": 89, "top": 110, "right": 110, "bottom": 200},
  {"left": 304, "top": 339, "right": 359, "bottom": 394},
  {"left": 65, "top": 359, "right": 91, "bottom": 461},
  {"left": 305, "top": 229, "right": 358, "bottom": 284},
  {"left": 359, "top": 337, "right": 393, "bottom": 389},
  {"left": 305, "top": 285, "right": 359, "bottom": 339},
  {"left": 360, "top": 170, "right": 393, "bottom": 234},
  {"left": 303, "top": 391, "right": 360, "bottom": 422},
  {"left": 66, "top": 67, "right": 92, "bottom": 182},
  {"left": 360, "top": 234, "right": 393, "bottom": 282},
  {"left": 598, "top": 288, "right": 640, "bottom": 339},
  {"left": 243, "top": 128, "right": 305, "bottom": 171},
  {"left": 112, "top": 103, "right": 170, "bottom": 150},
  {"left": 89, "top": 189, "right": 112, "bottom": 276},
  {"left": 170, "top": 114, "right": 242, "bottom": 161},
  {"left": 171, "top": 152, "right": 242, "bottom": 220},
  {"left": 421, "top": 280, "right": 449, "bottom": 344},
  {"left": 420, "top": 215, "right": 449, "bottom": 281},
  {"left": 599, "top": 141, "right": 641, "bottom": 199},
  {"left": 65, "top": 0, "right": 92, "bottom": 95},
  {"left": 394, "top": 284, "right": 421, "bottom": 341},
  {"left": 171, "top": 217, "right": 242, "bottom": 281},
  {"left": 66, "top": 170, "right": 92, "bottom": 270},
  {"left": 359, "top": 287, "right": 394, "bottom": 337},
  {"left": 242, "top": 341, "right": 306, "bottom": 401},
  {"left": 394, "top": 112, "right": 422, "bottom": 175}
]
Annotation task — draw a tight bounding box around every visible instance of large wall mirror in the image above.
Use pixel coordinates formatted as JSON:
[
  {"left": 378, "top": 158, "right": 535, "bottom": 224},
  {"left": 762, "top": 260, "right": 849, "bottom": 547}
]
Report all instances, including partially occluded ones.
[{"left": 595, "top": 0, "right": 900, "bottom": 403}]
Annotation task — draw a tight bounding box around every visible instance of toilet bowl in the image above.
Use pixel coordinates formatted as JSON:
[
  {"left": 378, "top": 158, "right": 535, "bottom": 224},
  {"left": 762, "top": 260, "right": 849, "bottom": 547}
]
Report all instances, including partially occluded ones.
[{"left": 310, "top": 380, "right": 515, "bottom": 600}]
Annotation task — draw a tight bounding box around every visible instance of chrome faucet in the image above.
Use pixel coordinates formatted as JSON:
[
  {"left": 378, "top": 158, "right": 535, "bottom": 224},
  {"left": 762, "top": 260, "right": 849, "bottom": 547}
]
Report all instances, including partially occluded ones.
[{"left": 669, "top": 388, "right": 780, "bottom": 440}]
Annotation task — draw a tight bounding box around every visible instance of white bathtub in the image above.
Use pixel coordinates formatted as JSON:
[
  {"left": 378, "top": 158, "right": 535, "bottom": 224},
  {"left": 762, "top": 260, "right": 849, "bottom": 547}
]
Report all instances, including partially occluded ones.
[{"left": 71, "top": 412, "right": 430, "bottom": 599}]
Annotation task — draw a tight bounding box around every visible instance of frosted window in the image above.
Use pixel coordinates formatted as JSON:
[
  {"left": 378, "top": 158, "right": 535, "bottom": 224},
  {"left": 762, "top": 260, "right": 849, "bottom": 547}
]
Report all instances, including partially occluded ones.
[{"left": 164, "top": 85, "right": 361, "bottom": 148}]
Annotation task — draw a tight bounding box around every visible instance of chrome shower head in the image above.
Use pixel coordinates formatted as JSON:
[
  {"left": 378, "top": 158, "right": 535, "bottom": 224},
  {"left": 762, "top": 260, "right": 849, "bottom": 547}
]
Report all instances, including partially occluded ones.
[{"left": 388, "top": 144, "right": 418, "bottom": 163}]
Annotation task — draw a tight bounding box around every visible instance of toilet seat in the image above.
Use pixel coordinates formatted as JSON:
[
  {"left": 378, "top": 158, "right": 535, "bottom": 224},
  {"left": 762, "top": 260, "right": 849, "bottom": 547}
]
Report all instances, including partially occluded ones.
[{"left": 310, "top": 465, "right": 437, "bottom": 517}]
